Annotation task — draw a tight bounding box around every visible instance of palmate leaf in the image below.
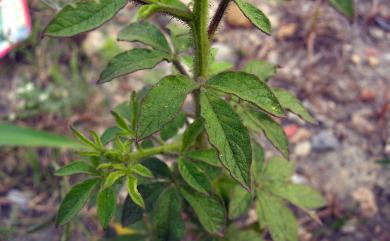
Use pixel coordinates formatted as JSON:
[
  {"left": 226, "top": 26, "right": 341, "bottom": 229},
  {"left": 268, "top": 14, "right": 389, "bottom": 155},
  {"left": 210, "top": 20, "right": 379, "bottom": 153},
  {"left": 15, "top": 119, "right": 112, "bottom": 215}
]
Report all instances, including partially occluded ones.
[
  {"left": 200, "top": 90, "right": 252, "bottom": 189},
  {"left": 137, "top": 75, "right": 197, "bottom": 139},
  {"left": 262, "top": 156, "right": 295, "bottom": 182},
  {"left": 97, "top": 187, "right": 116, "bottom": 228},
  {"left": 178, "top": 158, "right": 211, "bottom": 195},
  {"left": 45, "top": 0, "right": 128, "bottom": 37},
  {"left": 206, "top": 71, "right": 284, "bottom": 117},
  {"left": 141, "top": 158, "right": 172, "bottom": 179},
  {"left": 98, "top": 49, "right": 167, "bottom": 84},
  {"left": 180, "top": 187, "right": 226, "bottom": 234},
  {"left": 273, "top": 88, "right": 315, "bottom": 124},
  {"left": 118, "top": 21, "right": 171, "bottom": 54},
  {"left": 181, "top": 118, "right": 205, "bottom": 151},
  {"left": 185, "top": 149, "right": 221, "bottom": 167},
  {"left": 153, "top": 188, "right": 185, "bottom": 241},
  {"left": 57, "top": 178, "right": 100, "bottom": 225},
  {"left": 222, "top": 225, "right": 265, "bottom": 241},
  {"left": 329, "top": 0, "right": 354, "bottom": 20},
  {"left": 256, "top": 191, "right": 298, "bottom": 241},
  {"left": 234, "top": 0, "right": 271, "bottom": 34},
  {"left": 160, "top": 112, "right": 186, "bottom": 141}
]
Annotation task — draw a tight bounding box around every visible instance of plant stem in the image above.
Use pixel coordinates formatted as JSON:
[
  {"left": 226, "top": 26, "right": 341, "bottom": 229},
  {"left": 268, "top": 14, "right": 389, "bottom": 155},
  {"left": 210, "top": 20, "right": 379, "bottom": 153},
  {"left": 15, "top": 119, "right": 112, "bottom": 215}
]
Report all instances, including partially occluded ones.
[
  {"left": 127, "top": 141, "right": 181, "bottom": 161},
  {"left": 173, "top": 58, "right": 190, "bottom": 77},
  {"left": 192, "top": 0, "right": 209, "bottom": 80},
  {"left": 191, "top": 0, "right": 210, "bottom": 149},
  {"left": 208, "top": 0, "right": 231, "bottom": 39}
]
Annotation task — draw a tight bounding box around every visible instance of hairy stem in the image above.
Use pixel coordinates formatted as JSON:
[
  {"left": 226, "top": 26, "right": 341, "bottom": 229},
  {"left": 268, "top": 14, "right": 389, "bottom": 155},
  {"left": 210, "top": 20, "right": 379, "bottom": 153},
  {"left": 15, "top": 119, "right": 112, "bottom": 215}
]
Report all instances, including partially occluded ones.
[
  {"left": 127, "top": 141, "right": 181, "bottom": 161},
  {"left": 173, "top": 58, "right": 190, "bottom": 77},
  {"left": 208, "top": 0, "right": 231, "bottom": 39},
  {"left": 192, "top": 0, "right": 209, "bottom": 79}
]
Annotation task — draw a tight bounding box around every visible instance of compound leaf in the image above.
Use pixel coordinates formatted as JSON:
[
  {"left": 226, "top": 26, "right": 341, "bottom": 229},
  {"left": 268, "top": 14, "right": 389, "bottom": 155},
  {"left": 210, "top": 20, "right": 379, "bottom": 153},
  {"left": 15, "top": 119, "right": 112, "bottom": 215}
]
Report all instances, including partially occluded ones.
[
  {"left": 243, "top": 60, "right": 277, "bottom": 82},
  {"left": 97, "top": 187, "right": 116, "bottom": 228},
  {"left": 180, "top": 187, "right": 226, "bottom": 234},
  {"left": 234, "top": 0, "right": 271, "bottom": 34},
  {"left": 181, "top": 118, "right": 205, "bottom": 151},
  {"left": 57, "top": 178, "right": 99, "bottom": 225},
  {"left": 178, "top": 158, "right": 211, "bottom": 195},
  {"left": 228, "top": 186, "right": 252, "bottom": 219},
  {"left": 206, "top": 71, "right": 284, "bottom": 117},
  {"left": 200, "top": 90, "right": 252, "bottom": 189},
  {"left": 273, "top": 88, "right": 315, "bottom": 124},
  {"left": 55, "top": 161, "right": 95, "bottom": 176},
  {"left": 98, "top": 49, "right": 167, "bottom": 84},
  {"left": 127, "top": 175, "right": 144, "bottom": 208},
  {"left": 45, "top": 0, "right": 127, "bottom": 37},
  {"left": 153, "top": 188, "right": 185, "bottom": 241},
  {"left": 256, "top": 191, "right": 298, "bottom": 241},
  {"left": 329, "top": 0, "right": 354, "bottom": 20},
  {"left": 118, "top": 21, "right": 171, "bottom": 53},
  {"left": 137, "top": 75, "right": 197, "bottom": 139}
]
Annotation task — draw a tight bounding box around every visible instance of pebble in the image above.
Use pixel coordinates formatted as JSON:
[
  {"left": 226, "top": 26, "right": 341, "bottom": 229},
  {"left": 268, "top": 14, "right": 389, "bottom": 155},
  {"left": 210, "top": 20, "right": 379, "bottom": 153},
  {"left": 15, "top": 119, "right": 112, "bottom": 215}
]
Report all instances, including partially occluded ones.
[
  {"left": 350, "top": 54, "right": 362, "bottom": 65},
  {"left": 352, "top": 187, "right": 378, "bottom": 218},
  {"left": 6, "top": 189, "right": 29, "bottom": 211},
  {"left": 367, "top": 56, "right": 380, "bottom": 67},
  {"left": 294, "top": 141, "right": 312, "bottom": 157},
  {"left": 225, "top": 4, "right": 251, "bottom": 28},
  {"left": 311, "top": 130, "right": 339, "bottom": 151},
  {"left": 359, "top": 88, "right": 376, "bottom": 102},
  {"left": 291, "top": 128, "right": 312, "bottom": 144},
  {"left": 351, "top": 112, "right": 375, "bottom": 133},
  {"left": 284, "top": 123, "right": 299, "bottom": 139}
]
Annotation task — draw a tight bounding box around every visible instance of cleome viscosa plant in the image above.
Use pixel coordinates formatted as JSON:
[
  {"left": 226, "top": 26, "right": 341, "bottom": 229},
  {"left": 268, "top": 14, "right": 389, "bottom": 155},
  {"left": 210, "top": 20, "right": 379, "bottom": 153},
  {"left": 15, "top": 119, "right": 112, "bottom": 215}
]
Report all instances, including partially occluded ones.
[{"left": 44, "top": 0, "right": 338, "bottom": 240}]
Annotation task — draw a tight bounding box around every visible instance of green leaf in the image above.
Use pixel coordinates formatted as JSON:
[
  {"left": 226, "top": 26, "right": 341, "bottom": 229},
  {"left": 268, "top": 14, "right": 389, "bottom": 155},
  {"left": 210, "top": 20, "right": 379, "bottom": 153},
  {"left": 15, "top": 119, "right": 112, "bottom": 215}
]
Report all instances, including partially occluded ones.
[
  {"left": 234, "top": 0, "right": 272, "bottom": 34},
  {"left": 57, "top": 178, "right": 100, "bottom": 225},
  {"left": 153, "top": 188, "right": 184, "bottom": 241},
  {"left": 111, "top": 111, "right": 132, "bottom": 134},
  {"left": 228, "top": 186, "right": 252, "bottom": 219},
  {"left": 270, "top": 184, "right": 326, "bottom": 210},
  {"left": 240, "top": 107, "right": 288, "bottom": 157},
  {"left": 71, "top": 126, "right": 98, "bottom": 149},
  {"left": 97, "top": 187, "right": 116, "bottom": 228},
  {"left": 45, "top": 0, "right": 127, "bottom": 37},
  {"left": 127, "top": 175, "right": 145, "bottom": 208},
  {"left": 243, "top": 60, "right": 276, "bottom": 82},
  {"left": 98, "top": 49, "right": 167, "bottom": 84},
  {"left": 180, "top": 187, "right": 226, "bottom": 234},
  {"left": 118, "top": 21, "right": 171, "bottom": 54},
  {"left": 141, "top": 158, "right": 172, "bottom": 179},
  {"left": 55, "top": 161, "right": 95, "bottom": 176},
  {"left": 0, "top": 124, "right": 82, "bottom": 149},
  {"left": 273, "top": 88, "right": 315, "bottom": 124},
  {"left": 255, "top": 191, "right": 298, "bottom": 241},
  {"left": 223, "top": 225, "right": 265, "bottom": 241},
  {"left": 101, "top": 126, "right": 121, "bottom": 145},
  {"left": 329, "top": 0, "right": 354, "bottom": 20},
  {"left": 137, "top": 75, "right": 197, "bottom": 139},
  {"left": 185, "top": 149, "right": 221, "bottom": 167},
  {"left": 132, "top": 164, "right": 154, "bottom": 178},
  {"left": 178, "top": 158, "right": 211, "bottom": 195},
  {"left": 181, "top": 118, "right": 205, "bottom": 151},
  {"left": 122, "top": 182, "right": 167, "bottom": 226},
  {"left": 102, "top": 171, "right": 126, "bottom": 189},
  {"left": 206, "top": 71, "right": 284, "bottom": 117},
  {"left": 263, "top": 157, "right": 295, "bottom": 182},
  {"left": 200, "top": 91, "right": 252, "bottom": 189},
  {"left": 251, "top": 142, "right": 265, "bottom": 178},
  {"left": 160, "top": 112, "right": 186, "bottom": 141},
  {"left": 134, "top": 5, "right": 160, "bottom": 21}
]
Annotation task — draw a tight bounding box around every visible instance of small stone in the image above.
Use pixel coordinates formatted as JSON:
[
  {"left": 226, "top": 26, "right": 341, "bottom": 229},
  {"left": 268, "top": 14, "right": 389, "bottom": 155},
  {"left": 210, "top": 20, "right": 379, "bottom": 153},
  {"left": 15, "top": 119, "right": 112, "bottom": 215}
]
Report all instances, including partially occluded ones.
[
  {"left": 294, "top": 141, "right": 312, "bottom": 157},
  {"left": 311, "top": 130, "right": 339, "bottom": 151},
  {"left": 352, "top": 187, "right": 378, "bottom": 218},
  {"left": 6, "top": 189, "right": 29, "bottom": 211},
  {"left": 352, "top": 112, "right": 375, "bottom": 133},
  {"left": 225, "top": 4, "right": 252, "bottom": 28},
  {"left": 369, "top": 27, "right": 385, "bottom": 40},
  {"left": 276, "top": 23, "right": 297, "bottom": 40},
  {"left": 367, "top": 56, "right": 380, "bottom": 67},
  {"left": 359, "top": 88, "right": 376, "bottom": 102},
  {"left": 350, "top": 54, "right": 361, "bottom": 65},
  {"left": 291, "top": 128, "right": 312, "bottom": 144}
]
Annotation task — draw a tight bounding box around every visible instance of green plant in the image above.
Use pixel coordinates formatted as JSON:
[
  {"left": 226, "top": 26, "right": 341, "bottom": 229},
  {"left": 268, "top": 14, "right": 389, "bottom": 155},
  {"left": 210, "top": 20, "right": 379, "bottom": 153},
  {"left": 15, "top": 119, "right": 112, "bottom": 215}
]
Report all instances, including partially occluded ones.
[{"left": 45, "top": 0, "right": 326, "bottom": 240}]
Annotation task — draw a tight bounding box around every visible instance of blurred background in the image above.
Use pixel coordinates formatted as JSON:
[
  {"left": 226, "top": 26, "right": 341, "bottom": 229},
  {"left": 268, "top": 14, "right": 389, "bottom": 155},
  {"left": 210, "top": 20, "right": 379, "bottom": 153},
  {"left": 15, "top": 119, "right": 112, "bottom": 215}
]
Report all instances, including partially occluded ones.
[{"left": 0, "top": 0, "right": 389, "bottom": 240}]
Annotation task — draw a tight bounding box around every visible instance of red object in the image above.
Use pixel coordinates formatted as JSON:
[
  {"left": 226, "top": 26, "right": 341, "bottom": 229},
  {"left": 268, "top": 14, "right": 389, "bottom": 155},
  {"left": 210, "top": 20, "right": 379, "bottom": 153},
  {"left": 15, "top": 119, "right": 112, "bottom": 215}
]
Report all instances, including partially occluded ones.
[{"left": 284, "top": 124, "right": 299, "bottom": 139}]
